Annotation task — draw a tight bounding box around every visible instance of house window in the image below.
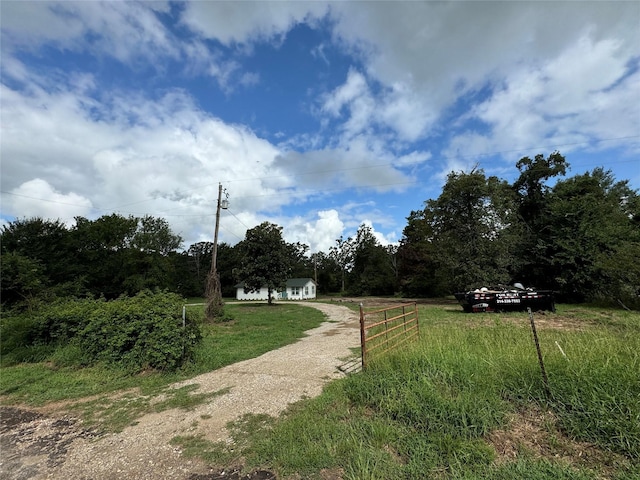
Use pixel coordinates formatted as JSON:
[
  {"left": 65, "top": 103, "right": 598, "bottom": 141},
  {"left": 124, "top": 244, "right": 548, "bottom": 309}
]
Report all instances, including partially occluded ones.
[
  {"left": 292, "top": 287, "right": 300, "bottom": 296},
  {"left": 304, "top": 286, "right": 309, "bottom": 295}
]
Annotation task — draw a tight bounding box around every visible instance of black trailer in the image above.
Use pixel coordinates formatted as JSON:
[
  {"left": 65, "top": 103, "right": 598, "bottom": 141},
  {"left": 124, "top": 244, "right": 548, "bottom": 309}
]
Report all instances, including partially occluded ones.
[{"left": 454, "top": 285, "right": 555, "bottom": 313}]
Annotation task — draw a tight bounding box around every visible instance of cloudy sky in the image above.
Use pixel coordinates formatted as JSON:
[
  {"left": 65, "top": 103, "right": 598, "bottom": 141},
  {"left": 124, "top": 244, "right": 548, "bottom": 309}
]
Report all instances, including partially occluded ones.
[{"left": 1, "top": 1, "right": 638, "bottom": 252}]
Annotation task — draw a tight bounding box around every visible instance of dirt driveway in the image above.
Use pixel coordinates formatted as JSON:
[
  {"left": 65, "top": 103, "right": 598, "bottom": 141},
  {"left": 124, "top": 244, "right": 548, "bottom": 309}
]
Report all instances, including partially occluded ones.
[{"left": 0, "top": 302, "right": 360, "bottom": 480}]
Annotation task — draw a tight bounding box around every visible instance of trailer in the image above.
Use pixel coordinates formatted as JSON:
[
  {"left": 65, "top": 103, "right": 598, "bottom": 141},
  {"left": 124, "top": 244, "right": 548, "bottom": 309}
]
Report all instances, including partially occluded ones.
[{"left": 454, "top": 284, "right": 555, "bottom": 313}]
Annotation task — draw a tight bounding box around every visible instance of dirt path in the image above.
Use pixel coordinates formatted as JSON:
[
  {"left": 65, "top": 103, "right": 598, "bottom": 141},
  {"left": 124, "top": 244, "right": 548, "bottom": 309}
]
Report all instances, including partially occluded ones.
[{"left": 0, "top": 302, "right": 360, "bottom": 480}]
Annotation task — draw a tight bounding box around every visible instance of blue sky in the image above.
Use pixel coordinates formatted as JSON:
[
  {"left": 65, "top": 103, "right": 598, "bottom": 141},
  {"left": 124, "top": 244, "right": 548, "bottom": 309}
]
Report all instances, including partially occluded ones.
[{"left": 1, "top": 1, "right": 639, "bottom": 253}]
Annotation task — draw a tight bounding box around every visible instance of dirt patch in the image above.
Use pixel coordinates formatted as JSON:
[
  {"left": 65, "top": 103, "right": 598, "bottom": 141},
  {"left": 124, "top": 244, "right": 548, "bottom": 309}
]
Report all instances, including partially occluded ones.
[
  {"left": 0, "top": 406, "right": 101, "bottom": 480},
  {"left": 487, "top": 407, "right": 628, "bottom": 476},
  {"left": 188, "top": 468, "right": 275, "bottom": 479}
]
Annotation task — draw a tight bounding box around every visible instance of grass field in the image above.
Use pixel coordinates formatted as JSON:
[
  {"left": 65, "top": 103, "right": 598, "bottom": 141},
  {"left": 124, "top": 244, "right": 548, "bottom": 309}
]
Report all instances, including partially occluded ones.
[
  {"left": 1, "top": 300, "right": 638, "bottom": 479},
  {"left": 177, "top": 302, "right": 640, "bottom": 480}
]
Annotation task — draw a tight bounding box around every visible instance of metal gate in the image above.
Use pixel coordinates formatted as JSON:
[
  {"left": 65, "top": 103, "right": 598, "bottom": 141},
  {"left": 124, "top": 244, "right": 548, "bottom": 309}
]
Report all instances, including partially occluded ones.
[{"left": 359, "top": 302, "right": 420, "bottom": 368}]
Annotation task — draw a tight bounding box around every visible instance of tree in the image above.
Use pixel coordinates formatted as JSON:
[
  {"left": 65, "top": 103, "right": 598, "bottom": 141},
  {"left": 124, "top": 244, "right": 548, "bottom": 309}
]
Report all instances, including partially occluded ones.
[
  {"left": 398, "top": 209, "right": 440, "bottom": 296},
  {"left": 0, "top": 252, "right": 47, "bottom": 309},
  {"left": 309, "top": 251, "right": 341, "bottom": 293},
  {"left": 513, "top": 151, "right": 568, "bottom": 226},
  {"left": 288, "top": 242, "right": 311, "bottom": 278},
  {"left": 185, "top": 241, "right": 214, "bottom": 295},
  {"left": 1, "top": 217, "right": 76, "bottom": 288},
  {"left": 413, "top": 168, "right": 521, "bottom": 293},
  {"left": 544, "top": 168, "right": 640, "bottom": 303},
  {"left": 512, "top": 152, "right": 569, "bottom": 288},
  {"left": 329, "top": 236, "right": 355, "bottom": 293},
  {"left": 234, "top": 222, "right": 293, "bottom": 305},
  {"left": 132, "top": 215, "right": 183, "bottom": 255},
  {"left": 349, "top": 224, "right": 396, "bottom": 295},
  {"left": 73, "top": 214, "right": 139, "bottom": 298}
]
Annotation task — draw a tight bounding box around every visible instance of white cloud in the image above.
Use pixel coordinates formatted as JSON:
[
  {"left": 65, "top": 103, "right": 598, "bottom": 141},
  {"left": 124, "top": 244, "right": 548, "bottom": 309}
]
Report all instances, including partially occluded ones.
[
  {"left": 1, "top": 1, "right": 179, "bottom": 63},
  {"left": 322, "top": 1, "right": 640, "bottom": 155},
  {"left": 0, "top": 74, "right": 285, "bottom": 247},
  {"left": 180, "top": 1, "right": 328, "bottom": 46},
  {"left": 360, "top": 219, "right": 398, "bottom": 247},
  {"left": 284, "top": 209, "right": 344, "bottom": 253},
  {"left": 442, "top": 31, "right": 640, "bottom": 178},
  {"left": 7, "top": 179, "right": 92, "bottom": 224},
  {"left": 2, "top": 0, "right": 638, "bottom": 253},
  {"left": 322, "top": 68, "right": 369, "bottom": 117},
  {"left": 273, "top": 144, "right": 412, "bottom": 195}
]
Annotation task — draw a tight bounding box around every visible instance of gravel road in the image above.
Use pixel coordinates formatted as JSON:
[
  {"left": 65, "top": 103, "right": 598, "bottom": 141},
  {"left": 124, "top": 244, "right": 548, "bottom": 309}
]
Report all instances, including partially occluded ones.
[{"left": 0, "top": 302, "right": 360, "bottom": 480}]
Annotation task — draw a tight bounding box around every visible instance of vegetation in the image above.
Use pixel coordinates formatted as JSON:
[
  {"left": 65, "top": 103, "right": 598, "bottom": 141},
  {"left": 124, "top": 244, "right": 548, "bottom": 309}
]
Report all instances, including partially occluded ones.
[
  {"left": 234, "top": 222, "right": 304, "bottom": 304},
  {"left": 175, "top": 303, "right": 639, "bottom": 479},
  {"left": 1, "top": 151, "right": 638, "bottom": 475},
  {"left": 1, "top": 290, "right": 200, "bottom": 372},
  {"left": 0, "top": 302, "right": 326, "bottom": 406},
  {"left": 1, "top": 290, "right": 637, "bottom": 478},
  {"left": 3, "top": 154, "right": 638, "bottom": 312},
  {"left": 399, "top": 154, "right": 640, "bottom": 306}
]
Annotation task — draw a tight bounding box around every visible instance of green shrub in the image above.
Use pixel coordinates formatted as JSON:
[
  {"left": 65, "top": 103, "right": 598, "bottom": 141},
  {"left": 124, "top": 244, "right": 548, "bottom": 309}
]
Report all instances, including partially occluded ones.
[
  {"left": 33, "top": 297, "right": 98, "bottom": 343},
  {"left": 1, "top": 291, "right": 201, "bottom": 372},
  {"left": 75, "top": 290, "right": 201, "bottom": 371},
  {"left": 1, "top": 297, "right": 97, "bottom": 365}
]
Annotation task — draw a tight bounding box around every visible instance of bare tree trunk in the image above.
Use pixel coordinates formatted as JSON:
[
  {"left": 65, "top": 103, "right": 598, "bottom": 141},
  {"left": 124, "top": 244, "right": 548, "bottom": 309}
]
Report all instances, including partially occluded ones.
[{"left": 205, "top": 271, "right": 224, "bottom": 321}]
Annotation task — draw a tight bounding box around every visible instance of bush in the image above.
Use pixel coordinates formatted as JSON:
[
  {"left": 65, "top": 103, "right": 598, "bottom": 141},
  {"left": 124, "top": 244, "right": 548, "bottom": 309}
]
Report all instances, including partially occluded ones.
[
  {"left": 75, "top": 290, "right": 201, "bottom": 371},
  {"left": 0, "top": 291, "right": 201, "bottom": 372}
]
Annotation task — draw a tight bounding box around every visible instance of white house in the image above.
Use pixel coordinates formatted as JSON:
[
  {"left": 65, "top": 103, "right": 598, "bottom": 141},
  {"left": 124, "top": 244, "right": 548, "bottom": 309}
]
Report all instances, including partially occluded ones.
[{"left": 235, "top": 278, "right": 317, "bottom": 301}]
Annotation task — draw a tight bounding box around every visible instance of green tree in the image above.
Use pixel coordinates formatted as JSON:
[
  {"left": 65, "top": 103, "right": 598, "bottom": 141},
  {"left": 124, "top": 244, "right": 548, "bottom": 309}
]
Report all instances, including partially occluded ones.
[
  {"left": 310, "top": 251, "right": 341, "bottom": 294},
  {"left": 132, "top": 215, "right": 183, "bottom": 255},
  {"left": 329, "top": 236, "right": 355, "bottom": 293},
  {"left": 416, "top": 168, "right": 521, "bottom": 293},
  {"left": 0, "top": 252, "right": 47, "bottom": 309},
  {"left": 545, "top": 168, "right": 640, "bottom": 303},
  {"left": 72, "top": 214, "right": 139, "bottom": 298},
  {"left": 349, "top": 224, "right": 396, "bottom": 295},
  {"left": 288, "top": 242, "right": 311, "bottom": 278},
  {"left": 0, "top": 217, "right": 76, "bottom": 289},
  {"left": 512, "top": 151, "right": 569, "bottom": 288},
  {"left": 398, "top": 209, "right": 441, "bottom": 296},
  {"left": 234, "top": 222, "right": 293, "bottom": 305}
]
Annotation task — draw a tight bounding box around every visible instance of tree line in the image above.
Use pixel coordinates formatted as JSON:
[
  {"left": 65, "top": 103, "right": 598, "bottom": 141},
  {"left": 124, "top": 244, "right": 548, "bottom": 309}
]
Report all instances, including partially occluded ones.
[{"left": 2, "top": 152, "right": 639, "bottom": 309}]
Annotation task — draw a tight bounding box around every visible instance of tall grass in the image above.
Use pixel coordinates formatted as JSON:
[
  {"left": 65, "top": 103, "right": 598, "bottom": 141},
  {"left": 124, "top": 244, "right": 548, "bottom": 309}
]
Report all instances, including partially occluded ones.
[
  {"left": 225, "top": 304, "right": 639, "bottom": 478},
  {"left": 545, "top": 328, "right": 640, "bottom": 459}
]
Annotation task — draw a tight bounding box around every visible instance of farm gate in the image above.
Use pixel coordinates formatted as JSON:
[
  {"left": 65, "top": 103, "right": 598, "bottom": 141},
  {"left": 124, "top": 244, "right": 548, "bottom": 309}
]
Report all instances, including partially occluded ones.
[{"left": 359, "top": 302, "right": 420, "bottom": 368}]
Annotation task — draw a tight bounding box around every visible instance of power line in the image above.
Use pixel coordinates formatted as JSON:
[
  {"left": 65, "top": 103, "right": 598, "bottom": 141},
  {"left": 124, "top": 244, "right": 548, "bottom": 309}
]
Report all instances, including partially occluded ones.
[
  {"left": 2, "top": 134, "right": 638, "bottom": 218},
  {"left": 87, "top": 134, "right": 640, "bottom": 211}
]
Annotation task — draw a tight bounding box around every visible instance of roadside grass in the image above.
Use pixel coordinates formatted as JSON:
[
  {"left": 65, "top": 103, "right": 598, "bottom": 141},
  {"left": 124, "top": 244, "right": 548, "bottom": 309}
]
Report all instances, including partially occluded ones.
[
  {"left": 0, "top": 302, "right": 327, "bottom": 429},
  {"left": 181, "top": 303, "right": 639, "bottom": 479}
]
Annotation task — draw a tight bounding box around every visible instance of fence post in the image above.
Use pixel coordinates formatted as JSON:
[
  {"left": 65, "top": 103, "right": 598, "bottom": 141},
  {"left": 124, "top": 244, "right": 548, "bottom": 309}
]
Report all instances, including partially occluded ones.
[
  {"left": 359, "top": 303, "right": 366, "bottom": 369},
  {"left": 528, "top": 307, "right": 551, "bottom": 399}
]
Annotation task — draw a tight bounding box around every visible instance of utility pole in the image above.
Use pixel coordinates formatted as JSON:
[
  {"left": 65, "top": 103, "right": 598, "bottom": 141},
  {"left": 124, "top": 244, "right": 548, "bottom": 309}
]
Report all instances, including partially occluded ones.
[{"left": 206, "top": 183, "right": 228, "bottom": 321}]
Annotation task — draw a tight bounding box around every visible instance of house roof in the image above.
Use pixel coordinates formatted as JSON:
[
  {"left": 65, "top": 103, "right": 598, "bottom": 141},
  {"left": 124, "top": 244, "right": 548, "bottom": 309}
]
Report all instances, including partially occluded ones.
[{"left": 285, "top": 278, "right": 316, "bottom": 287}]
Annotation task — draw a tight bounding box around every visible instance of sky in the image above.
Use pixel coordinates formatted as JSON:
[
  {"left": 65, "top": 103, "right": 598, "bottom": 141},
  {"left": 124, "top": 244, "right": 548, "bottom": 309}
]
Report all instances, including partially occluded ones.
[{"left": 1, "top": 1, "right": 639, "bottom": 253}]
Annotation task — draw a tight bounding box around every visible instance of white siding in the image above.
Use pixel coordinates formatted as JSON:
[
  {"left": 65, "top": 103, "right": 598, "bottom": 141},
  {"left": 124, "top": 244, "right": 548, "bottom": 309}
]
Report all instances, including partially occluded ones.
[
  {"left": 283, "top": 280, "right": 316, "bottom": 300},
  {"left": 236, "top": 279, "right": 317, "bottom": 301},
  {"left": 236, "top": 287, "right": 272, "bottom": 301}
]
